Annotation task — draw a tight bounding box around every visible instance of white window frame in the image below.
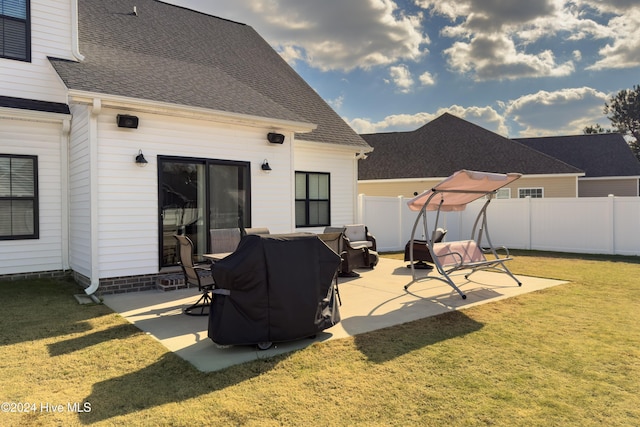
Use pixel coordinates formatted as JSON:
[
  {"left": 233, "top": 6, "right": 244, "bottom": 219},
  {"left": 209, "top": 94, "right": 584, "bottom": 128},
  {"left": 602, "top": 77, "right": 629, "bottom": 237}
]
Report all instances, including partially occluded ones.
[
  {"left": 495, "top": 188, "right": 511, "bottom": 199},
  {"left": 518, "top": 187, "right": 544, "bottom": 198}
]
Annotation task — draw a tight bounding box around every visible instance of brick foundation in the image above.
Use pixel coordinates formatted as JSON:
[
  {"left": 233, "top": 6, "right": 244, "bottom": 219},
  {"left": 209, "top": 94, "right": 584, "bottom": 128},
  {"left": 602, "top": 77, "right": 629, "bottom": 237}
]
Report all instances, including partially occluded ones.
[
  {"left": 3, "top": 269, "right": 206, "bottom": 296},
  {"left": 0, "top": 270, "right": 69, "bottom": 281},
  {"left": 75, "top": 270, "right": 212, "bottom": 295}
]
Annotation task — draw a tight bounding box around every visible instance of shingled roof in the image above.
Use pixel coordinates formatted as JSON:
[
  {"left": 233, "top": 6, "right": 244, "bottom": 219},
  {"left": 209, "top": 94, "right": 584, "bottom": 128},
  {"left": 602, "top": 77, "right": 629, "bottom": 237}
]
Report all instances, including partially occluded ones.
[
  {"left": 358, "top": 113, "right": 582, "bottom": 180},
  {"left": 48, "top": 0, "right": 369, "bottom": 149},
  {"left": 515, "top": 134, "right": 640, "bottom": 178}
]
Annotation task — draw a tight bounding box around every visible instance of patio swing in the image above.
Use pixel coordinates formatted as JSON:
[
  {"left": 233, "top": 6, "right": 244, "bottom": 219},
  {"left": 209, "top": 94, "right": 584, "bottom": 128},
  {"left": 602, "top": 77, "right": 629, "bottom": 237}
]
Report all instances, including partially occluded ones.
[{"left": 405, "top": 170, "right": 523, "bottom": 299}]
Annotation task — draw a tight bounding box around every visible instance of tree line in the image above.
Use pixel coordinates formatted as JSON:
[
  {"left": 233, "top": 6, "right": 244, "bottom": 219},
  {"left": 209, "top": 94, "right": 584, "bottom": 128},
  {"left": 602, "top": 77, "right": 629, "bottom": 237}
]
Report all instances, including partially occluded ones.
[{"left": 584, "top": 84, "right": 640, "bottom": 161}]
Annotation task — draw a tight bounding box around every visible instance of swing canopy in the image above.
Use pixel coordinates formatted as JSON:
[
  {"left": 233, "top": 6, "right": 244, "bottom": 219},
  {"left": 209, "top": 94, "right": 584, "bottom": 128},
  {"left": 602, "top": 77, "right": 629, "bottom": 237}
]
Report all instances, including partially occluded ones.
[{"left": 407, "top": 170, "right": 522, "bottom": 212}]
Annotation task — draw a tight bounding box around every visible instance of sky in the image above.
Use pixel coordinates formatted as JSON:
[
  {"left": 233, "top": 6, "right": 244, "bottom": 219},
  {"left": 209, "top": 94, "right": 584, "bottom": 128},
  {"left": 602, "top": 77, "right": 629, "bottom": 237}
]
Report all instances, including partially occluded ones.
[{"left": 165, "top": 0, "right": 640, "bottom": 138}]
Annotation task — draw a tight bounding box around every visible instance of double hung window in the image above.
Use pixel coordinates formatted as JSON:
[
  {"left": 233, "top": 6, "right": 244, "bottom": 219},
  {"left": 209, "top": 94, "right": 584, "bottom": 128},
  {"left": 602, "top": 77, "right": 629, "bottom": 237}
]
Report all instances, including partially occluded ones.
[
  {"left": 0, "top": 154, "right": 38, "bottom": 240},
  {"left": 1, "top": 0, "right": 30, "bottom": 61},
  {"left": 295, "top": 171, "right": 330, "bottom": 227}
]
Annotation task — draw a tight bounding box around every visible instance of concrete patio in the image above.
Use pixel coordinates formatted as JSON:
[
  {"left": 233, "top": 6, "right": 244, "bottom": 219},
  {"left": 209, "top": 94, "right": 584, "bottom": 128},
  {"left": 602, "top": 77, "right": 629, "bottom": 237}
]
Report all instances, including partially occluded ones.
[{"left": 102, "top": 257, "right": 566, "bottom": 372}]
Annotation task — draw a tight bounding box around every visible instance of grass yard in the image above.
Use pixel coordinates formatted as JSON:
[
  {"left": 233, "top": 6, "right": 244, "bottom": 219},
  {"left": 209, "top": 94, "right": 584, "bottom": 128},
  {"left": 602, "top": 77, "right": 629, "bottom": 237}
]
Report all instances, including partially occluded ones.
[{"left": 1, "top": 251, "right": 639, "bottom": 426}]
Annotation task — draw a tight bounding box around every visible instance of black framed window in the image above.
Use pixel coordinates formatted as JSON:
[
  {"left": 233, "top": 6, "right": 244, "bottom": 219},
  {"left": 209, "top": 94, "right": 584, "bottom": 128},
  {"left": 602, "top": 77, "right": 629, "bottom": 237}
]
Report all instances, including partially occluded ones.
[
  {"left": 0, "top": 154, "right": 38, "bottom": 240},
  {"left": 1, "top": 0, "right": 30, "bottom": 61},
  {"left": 295, "top": 171, "right": 330, "bottom": 227}
]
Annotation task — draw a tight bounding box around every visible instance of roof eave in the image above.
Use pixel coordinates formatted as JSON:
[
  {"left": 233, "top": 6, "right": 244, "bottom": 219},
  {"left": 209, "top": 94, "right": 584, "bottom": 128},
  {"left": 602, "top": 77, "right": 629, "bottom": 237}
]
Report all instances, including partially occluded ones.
[
  {"left": 580, "top": 175, "right": 640, "bottom": 181},
  {"left": 68, "top": 90, "right": 317, "bottom": 133},
  {"left": 295, "top": 135, "right": 373, "bottom": 152},
  {"left": 0, "top": 106, "right": 71, "bottom": 123},
  {"left": 359, "top": 172, "right": 585, "bottom": 183}
]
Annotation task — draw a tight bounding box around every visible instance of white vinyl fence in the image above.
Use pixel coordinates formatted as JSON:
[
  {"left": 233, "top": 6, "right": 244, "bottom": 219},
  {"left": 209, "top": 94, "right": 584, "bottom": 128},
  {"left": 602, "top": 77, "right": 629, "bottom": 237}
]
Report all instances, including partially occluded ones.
[{"left": 357, "top": 194, "right": 640, "bottom": 256}]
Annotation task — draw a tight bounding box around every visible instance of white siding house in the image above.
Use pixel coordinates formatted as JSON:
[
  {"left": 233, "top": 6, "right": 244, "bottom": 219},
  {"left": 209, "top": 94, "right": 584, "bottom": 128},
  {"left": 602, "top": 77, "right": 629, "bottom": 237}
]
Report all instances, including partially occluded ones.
[{"left": 0, "top": 0, "right": 372, "bottom": 294}]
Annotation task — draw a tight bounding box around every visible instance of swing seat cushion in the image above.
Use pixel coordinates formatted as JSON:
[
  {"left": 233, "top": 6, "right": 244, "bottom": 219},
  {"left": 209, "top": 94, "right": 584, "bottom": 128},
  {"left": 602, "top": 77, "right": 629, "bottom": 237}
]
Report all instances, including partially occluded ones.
[{"left": 432, "top": 240, "right": 486, "bottom": 267}]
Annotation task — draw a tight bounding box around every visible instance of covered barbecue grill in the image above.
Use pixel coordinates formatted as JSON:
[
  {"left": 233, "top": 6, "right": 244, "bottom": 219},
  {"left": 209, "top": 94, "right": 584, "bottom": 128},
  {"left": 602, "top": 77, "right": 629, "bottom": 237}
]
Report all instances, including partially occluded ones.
[{"left": 208, "top": 233, "right": 341, "bottom": 349}]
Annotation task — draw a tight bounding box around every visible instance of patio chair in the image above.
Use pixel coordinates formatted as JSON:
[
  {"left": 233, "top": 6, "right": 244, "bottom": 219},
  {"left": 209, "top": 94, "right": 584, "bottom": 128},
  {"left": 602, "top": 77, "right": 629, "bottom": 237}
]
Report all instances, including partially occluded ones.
[
  {"left": 341, "top": 224, "right": 379, "bottom": 276},
  {"left": 174, "top": 234, "right": 215, "bottom": 316},
  {"left": 404, "top": 227, "right": 447, "bottom": 269},
  {"left": 323, "top": 226, "right": 352, "bottom": 277},
  {"left": 209, "top": 228, "right": 242, "bottom": 255},
  {"left": 245, "top": 227, "right": 270, "bottom": 236},
  {"left": 317, "top": 231, "right": 344, "bottom": 305}
]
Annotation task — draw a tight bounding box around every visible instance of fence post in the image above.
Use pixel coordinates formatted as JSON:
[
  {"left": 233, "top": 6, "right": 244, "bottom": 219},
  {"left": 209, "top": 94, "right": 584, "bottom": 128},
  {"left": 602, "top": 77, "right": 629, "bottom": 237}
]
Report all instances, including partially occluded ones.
[
  {"left": 526, "top": 196, "right": 532, "bottom": 250},
  {"left": 397, "top": 196, "right": 404, "bottom": 249},
  {"left": 608, "top": 194, "right": 615, "bottom": 255},
  {"left": 357, "top": 193, "right": 365, "bottom": 224}
]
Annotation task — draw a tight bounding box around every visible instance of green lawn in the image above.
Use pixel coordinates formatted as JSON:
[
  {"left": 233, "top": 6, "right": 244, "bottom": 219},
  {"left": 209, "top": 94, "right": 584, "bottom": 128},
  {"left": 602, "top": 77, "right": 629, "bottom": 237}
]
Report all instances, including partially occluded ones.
[{"left": 1, "top": 251, "right": 639, "bottom": 426}]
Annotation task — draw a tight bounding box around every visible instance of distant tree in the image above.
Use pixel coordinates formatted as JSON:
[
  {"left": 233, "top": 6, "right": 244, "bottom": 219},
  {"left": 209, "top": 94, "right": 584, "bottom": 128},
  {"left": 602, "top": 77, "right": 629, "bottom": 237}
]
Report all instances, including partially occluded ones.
[
  {"left": 583, "top": 123, "right": 610, "bottom": 134},
  {"left": 604, "top": 85, "right": 640, "bottom": 161}
]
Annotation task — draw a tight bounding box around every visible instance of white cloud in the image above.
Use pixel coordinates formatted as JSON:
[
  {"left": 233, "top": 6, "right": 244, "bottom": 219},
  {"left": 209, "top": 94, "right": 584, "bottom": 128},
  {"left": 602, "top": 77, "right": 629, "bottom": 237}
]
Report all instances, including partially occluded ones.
[
  {"left": 346, "top": 105, "right": 506, "bottom": 135},
  {"left": 504, "top": 87, "right": 609, "bottom": 136},
  {"left": 169, "top": 0, "right": 640, "bottom": 78},
  {"left": 444, "top": 34, "right": 574, "bottom": 80},
  {"left": 444, "top": 105, "right": 509, "bottom": 135},
  {"left": 586, "top": 9, "right": 640, "bottom": 70},
  {"left": 347, "top": 112, "right": 435, "bottom": 134},
  {"left": 347, "top": 88, "right": 609, "bottom": 138},
  {"left": 252, "top": 0, "right": 430, "bottom": 72},
  {"left": 419, "top": 71, "right": 436, "bottom": 85},
  {"left": 417, "top": 0, "right": 640, "bottom": 80},
  {"left": 573, "top": 50, "right": 582, "bottom": 61},
  {"left": 277, "top": 45, "right": 304, "bottom": 65},
  {"left": 386, "top": 65, "right": 414, "bottom": 93},
  {"left": 328, "top": 94, "right": 345, "bottom": 110}
]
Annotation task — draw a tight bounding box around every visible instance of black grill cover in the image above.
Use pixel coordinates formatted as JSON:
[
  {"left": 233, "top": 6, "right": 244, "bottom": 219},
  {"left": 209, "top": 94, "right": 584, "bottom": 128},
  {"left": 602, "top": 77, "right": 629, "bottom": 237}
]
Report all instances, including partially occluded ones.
[{"left": 208, "top": 233, "right": 341, "bottom": 346}]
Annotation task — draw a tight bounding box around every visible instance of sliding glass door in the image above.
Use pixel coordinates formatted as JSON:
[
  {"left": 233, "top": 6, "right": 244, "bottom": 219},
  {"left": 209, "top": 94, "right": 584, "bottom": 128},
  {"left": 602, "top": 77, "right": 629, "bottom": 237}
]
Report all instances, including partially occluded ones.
[{"left": 159, "top": 156, "right": 250, "bottom": 267}]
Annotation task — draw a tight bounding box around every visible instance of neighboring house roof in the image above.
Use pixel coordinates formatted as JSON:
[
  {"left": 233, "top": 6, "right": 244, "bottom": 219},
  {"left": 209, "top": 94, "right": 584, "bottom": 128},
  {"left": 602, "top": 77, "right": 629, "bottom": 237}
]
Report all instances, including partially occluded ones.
[
  {"left": 358, "top": 113, "right": 583, "bottom": 180},
  {"left": 514, "top": 133, "right": 640, "bottom": 178},
  {"left": 0, "top": 95, "right": 70, "bottom": 115},
  {"left": 48, "top": 0, "right": 369, "bottom": 149}
]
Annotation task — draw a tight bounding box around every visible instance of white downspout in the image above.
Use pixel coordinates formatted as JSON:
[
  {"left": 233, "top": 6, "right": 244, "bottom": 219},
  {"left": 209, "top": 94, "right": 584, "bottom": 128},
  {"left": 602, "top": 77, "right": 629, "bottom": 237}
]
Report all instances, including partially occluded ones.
[
  {"left": 61, "top": 119, "right": 71, "bottom": 271},
  {"left": 84, "top": 99, "right": 101, "bottom": 301},
  {"left": 354, "top": 150, "right": 368, "bottom": 223},
  {"left": 71, "top": 0, "right": 85, "bottom": 61}
]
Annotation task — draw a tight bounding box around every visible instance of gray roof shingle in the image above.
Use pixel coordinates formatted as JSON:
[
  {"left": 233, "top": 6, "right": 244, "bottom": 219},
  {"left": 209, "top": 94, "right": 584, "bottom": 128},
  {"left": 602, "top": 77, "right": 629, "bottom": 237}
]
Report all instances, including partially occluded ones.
[
  {"left": 359, "top": 113, "right": 583, "bottom": 180},
  {"left": 515, "top": 133, "right": 640, "bottom": 178},
  {"left": 48, "top": 0, "right": 369, "bottom": 149}
]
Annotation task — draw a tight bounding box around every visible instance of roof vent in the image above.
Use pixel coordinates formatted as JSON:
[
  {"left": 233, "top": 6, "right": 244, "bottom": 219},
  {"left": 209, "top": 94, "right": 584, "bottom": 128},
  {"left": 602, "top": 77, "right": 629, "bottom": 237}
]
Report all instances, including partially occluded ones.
[{"left": 132, "top": 6, "right": 138, "bottom": 16}]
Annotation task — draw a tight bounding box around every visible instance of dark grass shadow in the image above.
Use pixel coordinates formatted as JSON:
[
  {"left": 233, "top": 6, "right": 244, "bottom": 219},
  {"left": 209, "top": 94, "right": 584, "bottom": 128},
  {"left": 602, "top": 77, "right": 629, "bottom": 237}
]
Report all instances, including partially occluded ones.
[
  {"left": 77, "top": 351, "right": 284, "bottom": 424},
  {"left": 47, "top": 323, "right": 140, "bottom": 356},
  {"left": 351, "top": 310, "right": 483, "bottom": 364},
  {"left": 78, "top": 310, "right": 482, "bottom": 423},
  {"left": 340, "top": 278, "right": 484, "bottom": 364},
  {"left": 0, "top": 278, "right": 112, "bottom": 346},
  {"left": 0, "top": 277, "right": 295, "bottom": 424}
]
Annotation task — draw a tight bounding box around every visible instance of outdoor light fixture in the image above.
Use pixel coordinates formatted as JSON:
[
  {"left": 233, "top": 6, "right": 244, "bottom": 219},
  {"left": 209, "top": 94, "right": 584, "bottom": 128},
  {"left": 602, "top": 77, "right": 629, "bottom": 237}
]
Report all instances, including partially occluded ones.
[
  {"left": 261, "top": 159, "right": 272, "bottom": 171},
  {"left": 117, "top": 114, "right": 139, "bottom": 128},
  {"left": 267, "top": 132, "right": 285, "bottom": 144},
  {"left": 135, "top": 149, "right": 148, "bottom": 167}
]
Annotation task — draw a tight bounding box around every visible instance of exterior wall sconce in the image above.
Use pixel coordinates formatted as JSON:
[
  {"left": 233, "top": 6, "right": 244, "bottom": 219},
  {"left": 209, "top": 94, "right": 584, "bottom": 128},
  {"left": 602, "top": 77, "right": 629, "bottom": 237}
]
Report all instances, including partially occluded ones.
[
  {"left": 135, "top": 149, "right": 148, "bottom": 167},
  {"left": 261, "top": 159, "right": 272, "bottom": 171},
  {"left": 267, "top": 132, "right": 285, "bottom": 144},
  {"left": 117, "top": 114, "right": 139, "bottom": 128}
]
